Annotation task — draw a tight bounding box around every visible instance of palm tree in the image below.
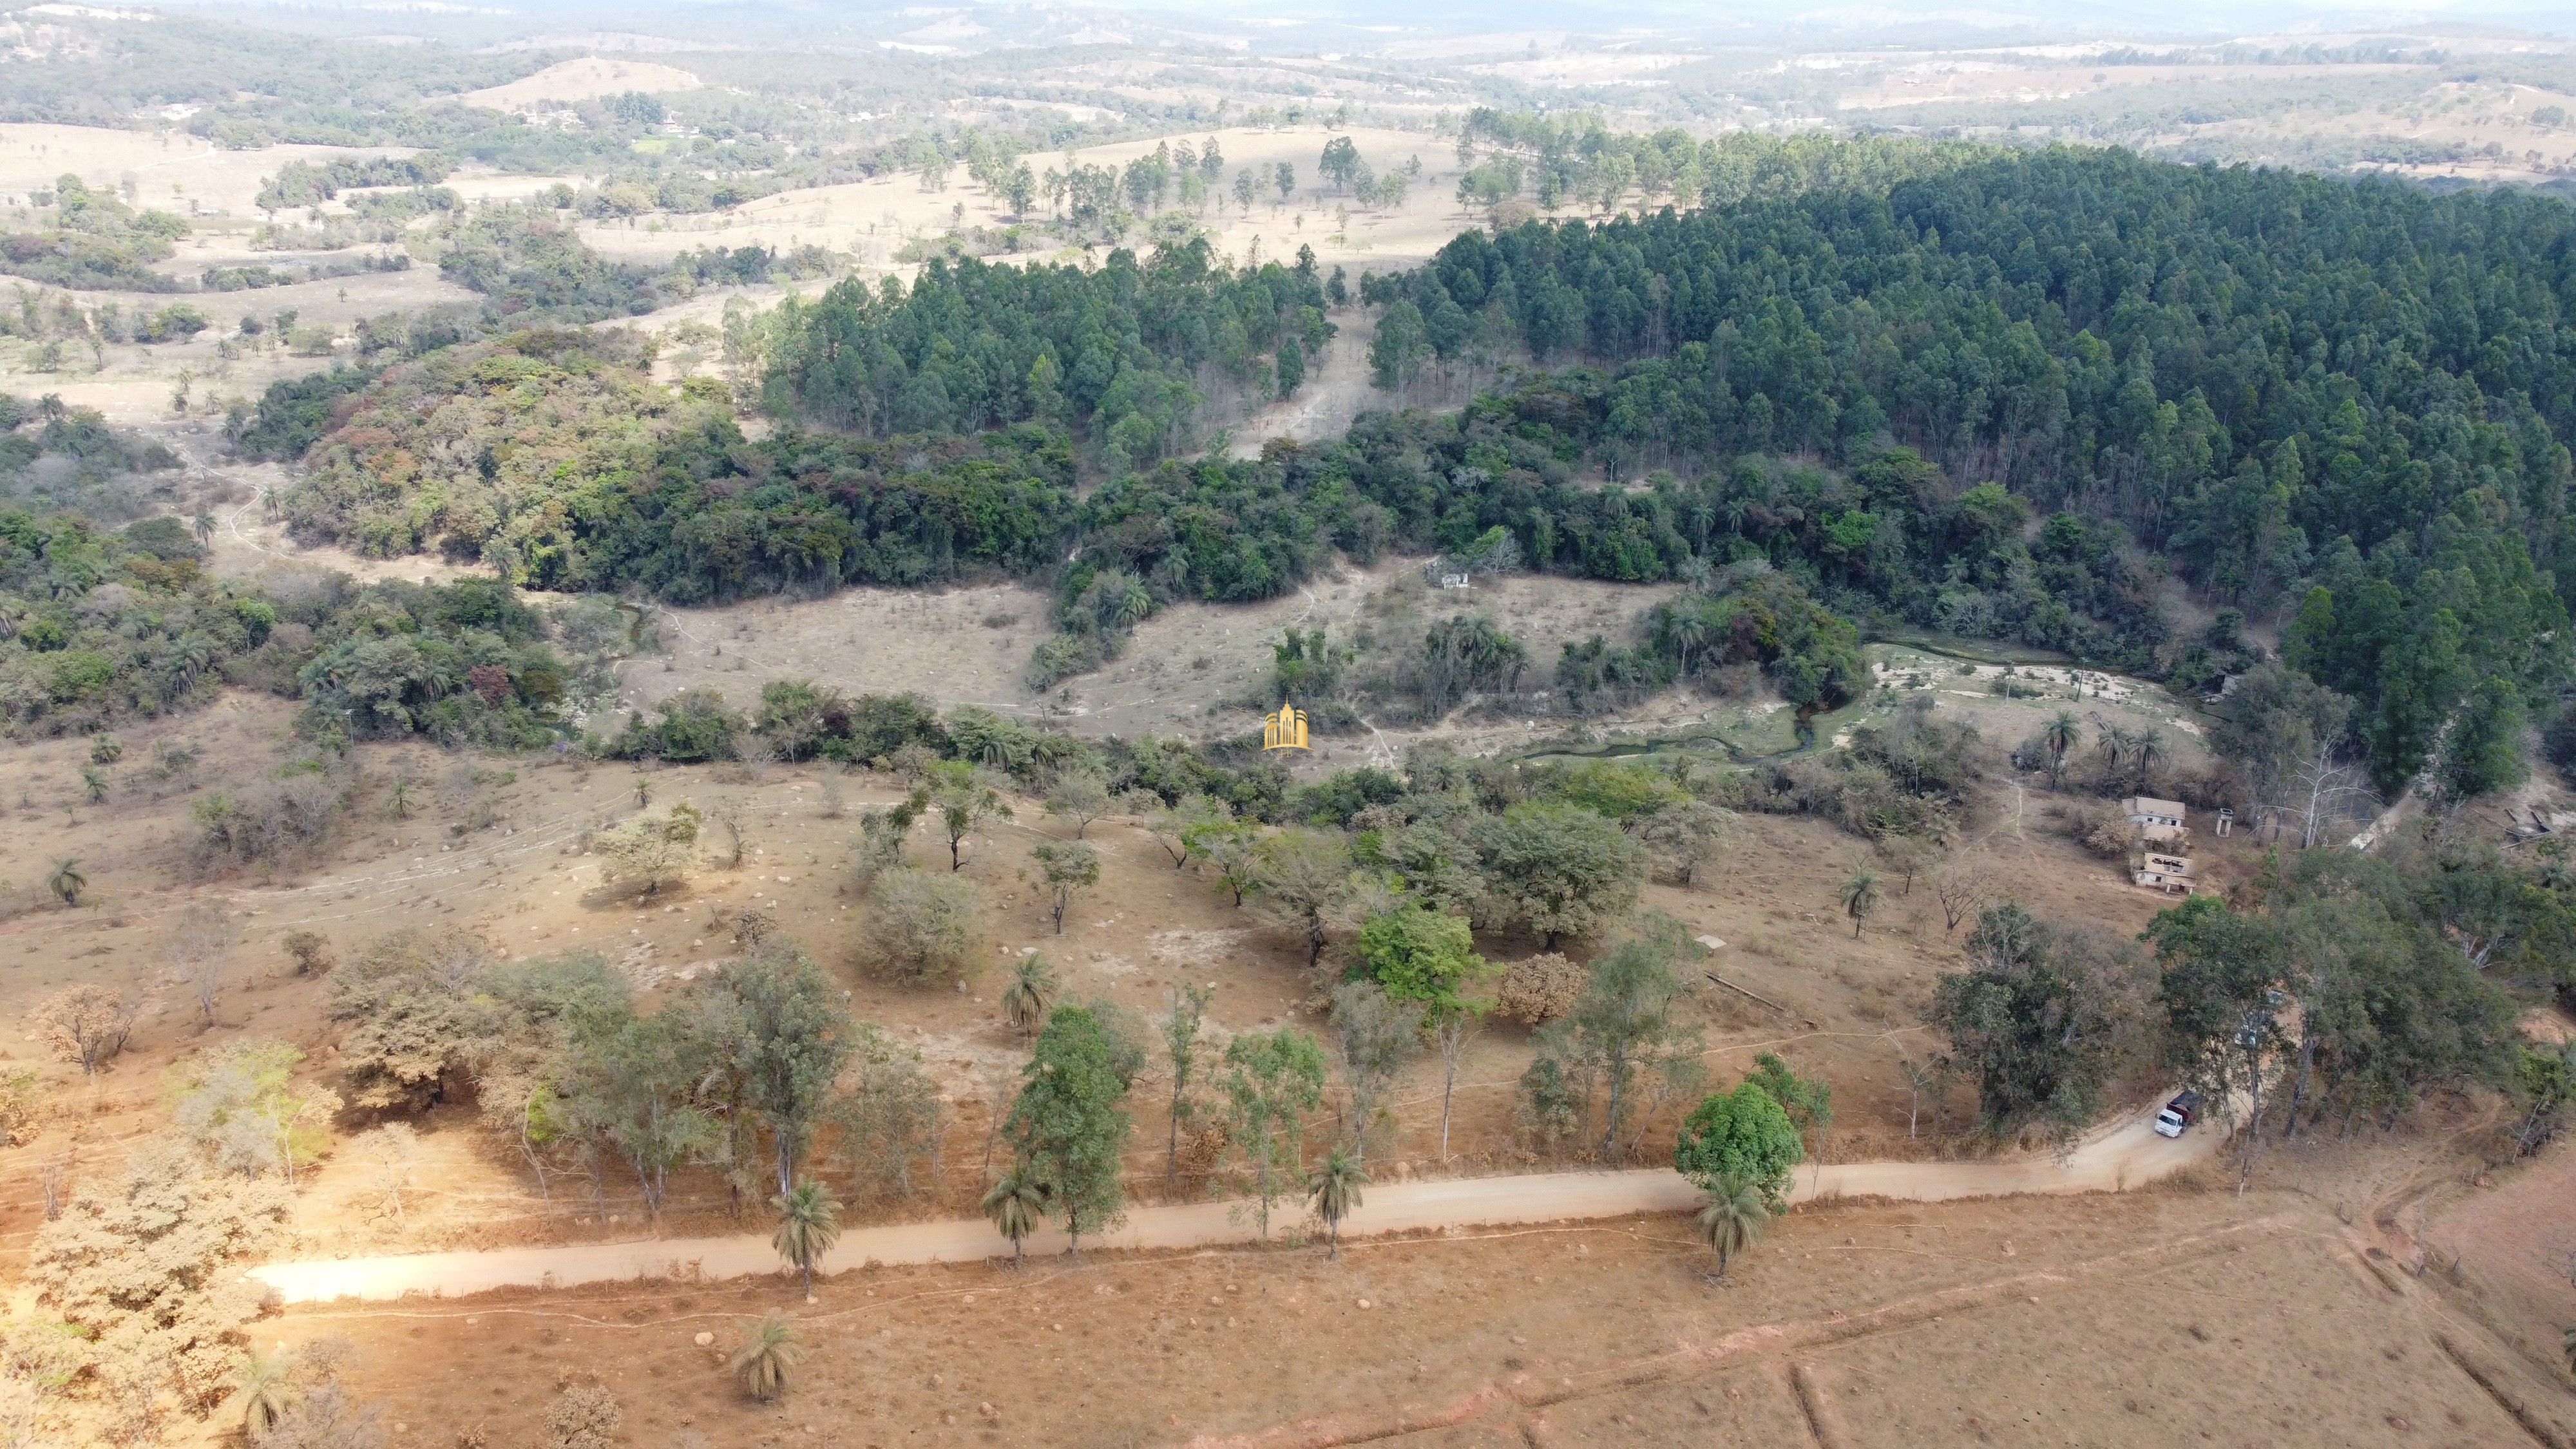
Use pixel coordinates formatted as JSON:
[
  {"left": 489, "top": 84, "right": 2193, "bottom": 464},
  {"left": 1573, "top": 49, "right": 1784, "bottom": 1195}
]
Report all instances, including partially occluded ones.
[
  {"left": 2041, "top": 710, "right": 2081, "bottom": 789},
  {"left": 1000, "top": 954, "right": 1058, "bottom": 1043},
  {"left": 770, "top": 1179, "right": 842, "bottom": 1296},
  {"left": 2097, "top": 722, "right": 2130, "bottom": 776},
  {"left": 46, "top": 857, "right": 84, "bottom": 907},
  {"left": 2564, "top": 1324, "right": 2575, "bottom": 1374},
  {"left": 193, "top": 511, "right": 215, "bottom": 547},
  {"left": 2132, "top": 728, "right": 2164, "bottom": 791},
  {"left": 1693, "top": 1171, "right": 1770, "bottom": 1282},
  {"left": 729, "top": 1311, "right": 801, "bottom": 1403},
  {"left": 1837, "top": 869, "right": 1880, "bottom": 939},
  {"left": 79, "top": 767, "right": 106, "bottom": 804},
  {"left": 229, "top": 1349, "right": 297, "bottom": 1435},
  {"left": 980, "top": 1163, "right": 1047, "bottom": 1267},
  {"left": 1306, "top": 1148, "right": 1368, "bottom": 1260}
]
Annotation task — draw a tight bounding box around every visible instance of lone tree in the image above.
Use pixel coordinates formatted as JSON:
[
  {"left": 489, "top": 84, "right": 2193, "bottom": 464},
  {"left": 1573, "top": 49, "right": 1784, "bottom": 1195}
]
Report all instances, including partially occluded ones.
[
  {"left": 45, "top": 857, "right": 84, "bottom": 907},
  {"left": 980, "top": 1163, "right": 1049, "bottom": 1267},
  {"left": 926, "top": 761, "right": 1011, "bottom": 871},
  {"left": 729, "top": 1311, "right": 801, "bottom": 1403},
  {"left": 596, "top": 802, "right": 701, "bottom": 898},
  {"left": 1042, "top": 768, "right": 1112, "bottom": 838},
  {"left": 1005, "top": 1004, "right": 1138, "bottom": 1258},
  {"left": 1838, "top": 869, "right": 1881, "bottom": 938},
  {"left": 1031, "top": 840, "right": 1098, "bottom": 934},
  {"left": 1692, "top": 1171, "right": 1770, "bottom": 1282},
  {"left": 1674, "top": 1081, "right": 1804, "bottom": 1211},
  {"left": 1306, "top": 1148, "right": 1367, "bottom": 1259},
  {"left": 1000, "top": 954, "right": 1060, "bottom": 1042},
  {"left": 772, "top": 1179, "right": 842, "bottom": 1294},
  {"left": 26, "top": 985, "right": 136, "bottom": 1075}
]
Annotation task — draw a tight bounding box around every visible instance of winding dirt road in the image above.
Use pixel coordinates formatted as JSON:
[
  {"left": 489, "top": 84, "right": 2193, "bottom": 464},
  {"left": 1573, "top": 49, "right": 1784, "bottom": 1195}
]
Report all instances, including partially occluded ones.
[{"left": 250, "top": 1107, "right": 2217, "bottom": 1304}]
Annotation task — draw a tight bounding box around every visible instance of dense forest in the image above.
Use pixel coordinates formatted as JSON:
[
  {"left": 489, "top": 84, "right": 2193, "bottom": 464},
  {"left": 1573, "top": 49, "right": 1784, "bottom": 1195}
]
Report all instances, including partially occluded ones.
[
  {"left": 763, "top": 240, "right": 1333, "bottom": 473},
  {"left": 242, "top": 136, "right": 2576, "bottom": 798},
  {"left": 1363, "top": 146, "right": 2576, "bottom": 791}
]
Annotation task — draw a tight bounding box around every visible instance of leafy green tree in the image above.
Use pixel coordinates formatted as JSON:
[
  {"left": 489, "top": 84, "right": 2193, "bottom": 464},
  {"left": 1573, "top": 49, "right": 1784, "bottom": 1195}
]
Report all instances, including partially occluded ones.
[
  {"left": 981, "top": 1164, "right": 1048, "bottom": 1266},
  {"left": 1000, "top": 954, "right": 1059, "bottom": 1042},
  {"left": 1031, "top": 840, "right": 1098, "bottom": 934},
  {"left": 1160, "top": 983, "right": 1212, "bottom": 1182},
  {"left": 1538, "top": 913, "right": 1707, "bottom": 1161},
  {"left": 770, "top": 1179, "right": 841, "bottom": 1295},
  {"left": 729, "top": 945, "right": 854, "bottom": 1193},
  {"left": 1353, "top": 906, "right": 1489, "bottom": 1016},
  {"left": 1306, "top": 1148, "right": 1367, "bottom": 1259},
  {"left": 1471, "top": 802, "right": 1645, "bottom": 949},
  {"left": 1742, "top": 1052, "right": 1834, "bottom": 1161},
  {"left": 1693, "top": 1171, "right": 1770, "bottom": 1281},
  {"left": 1930, "top": 904, "right": 2142, "bottom": 1148},
  {"left": 1219, "top": 1027, "right": 1327, "bottom": 1241},
  {"left": 926, "top": 761, "right": 1011, "bottom": 871},
  {"left": 1005, "top": 1005, "right": 1138, "bottom": 1257},
  {"left": 1674, "top": 1083, "right": 1804, "bottom": 1209},
  {"left": 729, "top": 1311, "right": 801, "bottom": 1403},
  {"left": 1190, "top": 818, "right": 1262, "bottom": 907}
]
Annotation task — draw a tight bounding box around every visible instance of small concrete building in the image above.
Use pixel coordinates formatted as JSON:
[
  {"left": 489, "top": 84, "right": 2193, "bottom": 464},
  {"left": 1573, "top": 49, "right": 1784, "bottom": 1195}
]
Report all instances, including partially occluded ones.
[
  {"left": 2135, "top": 851, "right": 2196, "bottom": 894},
  {"left": 2124, "top": 795, "right": 2188, "bottom": 843}
]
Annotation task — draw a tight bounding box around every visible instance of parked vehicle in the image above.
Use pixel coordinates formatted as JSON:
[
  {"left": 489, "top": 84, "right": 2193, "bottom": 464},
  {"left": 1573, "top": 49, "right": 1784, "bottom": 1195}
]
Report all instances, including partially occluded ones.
[{"left": 2153, "top": 1089, "right": 2204, "bottom": 1138}]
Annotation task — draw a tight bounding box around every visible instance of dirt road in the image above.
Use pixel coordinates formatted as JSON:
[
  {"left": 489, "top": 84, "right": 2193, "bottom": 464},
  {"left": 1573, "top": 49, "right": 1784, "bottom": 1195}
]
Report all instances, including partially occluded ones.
[{"left": 250, "top": 1108, "right": 2215, "bottom": 1304}]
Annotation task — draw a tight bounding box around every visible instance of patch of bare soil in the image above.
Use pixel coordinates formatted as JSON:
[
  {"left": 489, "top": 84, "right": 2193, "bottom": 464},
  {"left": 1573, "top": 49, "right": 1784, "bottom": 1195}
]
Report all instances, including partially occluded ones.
[{"left": 272, "top": 1189, "right": 2559, "bottom": 1449}]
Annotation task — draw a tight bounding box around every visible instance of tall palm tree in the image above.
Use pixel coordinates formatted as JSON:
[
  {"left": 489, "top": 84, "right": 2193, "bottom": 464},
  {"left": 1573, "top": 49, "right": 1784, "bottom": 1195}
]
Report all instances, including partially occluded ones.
[
  {"left": 1694, "top": 1171, "right": 1770, "bottom": 1282},
  {"left": 1838, "top": 869, "right": 1880, "bottom": 939},
  {"left": 45, "top": 857, "right": 84, "bottom": 907},
  {"left": 229, "top": 1349, "right": 297, "bottom": 1435},
  {"left": 2132, "top": 728, "right": 2164, "bottom": 791},
  {"left": 770, "top": 1179, "right": 842, "bottom": 1296},
  {"left": 2041, "top": 710, "right": 2081, "bottom": 789},
  {"left": 980, "top": 1163, "right": 1048, "bottom": 1267},
  {"left": 193, "top": 511, "right": 215, "bottom": 547},
  {"left": 1000, "top": 954, "right": 1058, "bottom": 1043},
  {"left": 729, "top": 1311, "right": 801, "bottom": 1403},
  {"left": 2097, "top": 722, "right": 2129, "bottom": 776},
  {"left": 1306, "top": 1148, "right": 1368, "bottom": 1260}
]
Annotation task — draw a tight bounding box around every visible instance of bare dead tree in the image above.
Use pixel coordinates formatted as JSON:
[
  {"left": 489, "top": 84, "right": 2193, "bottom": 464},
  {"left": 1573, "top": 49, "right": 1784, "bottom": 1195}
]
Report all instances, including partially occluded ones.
[
  {"left": 165, "top": 900, "right": 237, "bottom": 1029},
  {"left": 2287, "top": 731, "right": 2377, "bottom": 850},
  {"left": 1932, "top": 854, "right": 1995, "bottom": 934}
]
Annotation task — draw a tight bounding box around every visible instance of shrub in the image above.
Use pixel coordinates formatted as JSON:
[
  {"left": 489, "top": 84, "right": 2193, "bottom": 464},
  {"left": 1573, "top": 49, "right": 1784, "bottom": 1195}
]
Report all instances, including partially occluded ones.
[
  {"left": 1495, "top": 952, "right": 1583, "bottom": 1025},
  {"left": 861, "top": 867, "right": 982, "bottom": 983}
]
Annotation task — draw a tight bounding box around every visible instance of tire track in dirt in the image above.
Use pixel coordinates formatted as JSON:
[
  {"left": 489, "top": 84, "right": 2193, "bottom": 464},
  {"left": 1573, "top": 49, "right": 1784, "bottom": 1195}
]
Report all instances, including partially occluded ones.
[{"left": 1181, "top": 1213, "right": 2311, "bottom": 1449}]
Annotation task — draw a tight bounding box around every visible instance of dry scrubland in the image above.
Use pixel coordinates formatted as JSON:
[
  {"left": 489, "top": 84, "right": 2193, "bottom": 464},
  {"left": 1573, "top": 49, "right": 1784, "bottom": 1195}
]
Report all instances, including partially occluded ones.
[{"left": 0, "top": 41, "right": 2564, "bottom": 1445}]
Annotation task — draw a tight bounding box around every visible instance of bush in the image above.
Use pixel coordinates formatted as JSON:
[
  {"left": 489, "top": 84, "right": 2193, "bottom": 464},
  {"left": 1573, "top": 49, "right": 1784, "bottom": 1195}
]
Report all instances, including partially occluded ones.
[
  {"left": 861, "top": 867, "right": 982, "bottom": 983},
  {"left": 190, "top": 773, "right": 347, "bottom": 875},
  {"left": 594, "top": 803, "right": 701, "bottom": 897},
  {"left": 1495, "top": 952, "right": 1583, "bottom": 1025}
]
